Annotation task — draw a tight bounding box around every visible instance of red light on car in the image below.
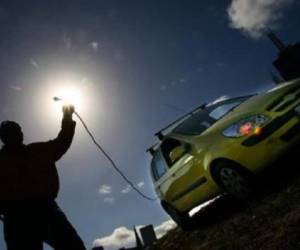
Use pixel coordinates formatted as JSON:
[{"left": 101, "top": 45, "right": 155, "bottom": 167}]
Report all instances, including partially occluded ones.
[{"left": 239, "top": 122, "right": 253, "bottom": 136}]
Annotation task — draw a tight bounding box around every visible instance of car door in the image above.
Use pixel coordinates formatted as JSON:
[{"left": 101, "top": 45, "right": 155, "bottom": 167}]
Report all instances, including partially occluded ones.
[{"left": 158, "top": 138, "right": 202, "bottom": 207}]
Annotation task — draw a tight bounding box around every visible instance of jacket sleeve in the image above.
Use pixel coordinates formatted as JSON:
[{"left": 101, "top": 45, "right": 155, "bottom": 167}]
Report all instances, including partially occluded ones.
[{"left": 48, "top": 118, "right": 76, "bottom": 161}]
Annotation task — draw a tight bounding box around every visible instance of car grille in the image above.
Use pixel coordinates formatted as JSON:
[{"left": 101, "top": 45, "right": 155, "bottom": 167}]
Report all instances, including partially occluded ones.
[
  {"left": 280, "top": 122, "right": 300, "bottom": 142},
  {"left": 266, "top": 85, "right": 300, "bottom": 112}
]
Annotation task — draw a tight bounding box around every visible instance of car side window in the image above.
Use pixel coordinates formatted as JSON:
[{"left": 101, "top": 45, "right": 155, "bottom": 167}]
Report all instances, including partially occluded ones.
[
  {"left": 151, "top": 151, "right": 168, "bottom": 181},
  {"left": 161, "top": 138, "right": 188, "bottom": 167}
]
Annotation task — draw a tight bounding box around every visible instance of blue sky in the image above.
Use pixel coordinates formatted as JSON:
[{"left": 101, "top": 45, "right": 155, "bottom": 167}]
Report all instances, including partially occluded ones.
[{"left": 0, "top": 0, "right": 299, "bottom": 249}]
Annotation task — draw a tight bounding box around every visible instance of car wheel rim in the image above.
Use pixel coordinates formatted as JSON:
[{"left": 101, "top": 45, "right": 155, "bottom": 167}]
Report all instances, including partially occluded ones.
[{"left": 219, "top": 167, "right": 250, "bottom": 197}]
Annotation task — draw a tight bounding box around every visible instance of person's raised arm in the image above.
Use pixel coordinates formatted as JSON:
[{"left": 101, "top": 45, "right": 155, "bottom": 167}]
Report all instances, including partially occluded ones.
[{"left": 50, "top": 105, "right": 76, "bottom": 161}]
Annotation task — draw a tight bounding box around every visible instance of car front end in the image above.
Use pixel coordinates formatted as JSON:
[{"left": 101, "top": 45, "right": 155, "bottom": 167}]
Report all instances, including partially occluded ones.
[{"left": 204, "top": 78, "right": 300, "bottom": 175}]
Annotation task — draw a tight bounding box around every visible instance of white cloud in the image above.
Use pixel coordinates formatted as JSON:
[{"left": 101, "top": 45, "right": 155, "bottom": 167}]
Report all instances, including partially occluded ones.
[
  {"left": 93, "top": 227, "right": 137, "bottom": 250},
  {"left": 30, "top": 58, "right": 39, "bottom": 69},
  {"left": 121, "top": 185, "right": 131, "bottom": 194},
  {"left": 154, "top": 220, "right": 176, "bottom": 239},
  {"left": 137, "top": 182, "right": 145, "bottom": 188},
  {"left": 93, "top": 220, "right": 176, "bottom": 250},
  {"left": 103, "top": 197, "right": 115, "bottom": 204},
  {"left": 121, "top": 182, "right": 144, "bottom": 194},
  {"left": 90, "top": 41, "right": 99, "bottom": 52},
  {"left": 227, "top": 0, "right": 294, "bottom": 38},
  {"left": 98, "top": 185, "right": 112, "bottom": 195}
]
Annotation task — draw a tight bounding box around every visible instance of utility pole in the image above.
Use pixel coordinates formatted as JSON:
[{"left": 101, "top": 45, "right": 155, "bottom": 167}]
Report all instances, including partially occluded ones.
[{"left": 267, "top": 31, "right": 300, "bottom": 82}]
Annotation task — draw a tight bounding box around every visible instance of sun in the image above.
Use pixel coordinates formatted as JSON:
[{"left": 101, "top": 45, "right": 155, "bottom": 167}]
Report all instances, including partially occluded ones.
[
  {"left": 54, "top": 85, "right": 82, "bottom": 107},
  {"left": 37, "top": 71, "right": 96, "bottom": 121},
  {"left": 51, "top": 85, "right": 84, "bottom": 115}
]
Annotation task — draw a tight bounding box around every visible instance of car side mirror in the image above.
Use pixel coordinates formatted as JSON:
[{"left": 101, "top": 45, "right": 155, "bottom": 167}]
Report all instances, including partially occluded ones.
[{"left": 169, "top": 146, "right": 186, "bottom": 164}]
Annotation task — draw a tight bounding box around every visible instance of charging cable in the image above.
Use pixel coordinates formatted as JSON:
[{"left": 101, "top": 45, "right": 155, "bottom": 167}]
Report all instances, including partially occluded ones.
[{"left": 54, "top": 97, "right": 157, "bottom": 201}]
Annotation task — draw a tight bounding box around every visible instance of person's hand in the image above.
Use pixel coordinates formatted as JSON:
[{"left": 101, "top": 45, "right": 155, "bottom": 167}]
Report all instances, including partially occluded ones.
[{"left": 62, "top": 105, "right": 75, "bottom": 119}]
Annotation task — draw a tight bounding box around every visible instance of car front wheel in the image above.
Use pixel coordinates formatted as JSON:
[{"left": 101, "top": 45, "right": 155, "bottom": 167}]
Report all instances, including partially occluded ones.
[{"left": 211, "top": 160, "right": 254, "bottom": 200}]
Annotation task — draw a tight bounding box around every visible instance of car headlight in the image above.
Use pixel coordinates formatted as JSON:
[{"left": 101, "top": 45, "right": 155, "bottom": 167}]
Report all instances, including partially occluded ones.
[{"left": 222, "top": 115, "right": 270, "bottom": 138}]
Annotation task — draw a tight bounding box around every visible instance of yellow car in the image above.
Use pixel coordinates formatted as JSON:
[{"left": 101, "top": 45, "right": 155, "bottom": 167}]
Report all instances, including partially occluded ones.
[{"left": 148, "top": 78, "right": 300, "bottom": 228}]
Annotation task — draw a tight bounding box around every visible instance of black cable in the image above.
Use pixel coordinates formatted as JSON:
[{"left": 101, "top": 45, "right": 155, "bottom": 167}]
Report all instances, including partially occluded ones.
[{"left": 74, "top": 111, "right": 158, "bottom": 201}]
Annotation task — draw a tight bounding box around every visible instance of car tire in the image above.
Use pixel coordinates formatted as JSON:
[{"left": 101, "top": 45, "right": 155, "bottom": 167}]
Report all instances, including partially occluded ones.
[
  {"left": 161, "top": 202, "right": 192, "bottom": 230},
  {"left": 211, "top": 160, "right": 255, "bottom": 201}
]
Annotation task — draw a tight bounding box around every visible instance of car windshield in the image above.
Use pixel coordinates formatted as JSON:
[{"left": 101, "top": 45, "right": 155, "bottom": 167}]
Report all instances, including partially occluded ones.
[{"left": 173, "top": 96, "right": 250, "bottom": 135}]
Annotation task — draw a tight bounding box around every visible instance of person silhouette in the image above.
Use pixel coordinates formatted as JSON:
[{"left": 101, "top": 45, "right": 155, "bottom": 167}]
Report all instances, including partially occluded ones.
[{"left": 0, "top": 105, "right": 86, "bottom": 250}]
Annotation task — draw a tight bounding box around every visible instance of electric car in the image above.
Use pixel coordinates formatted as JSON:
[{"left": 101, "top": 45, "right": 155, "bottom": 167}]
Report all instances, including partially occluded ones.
[{"left": 148, "top": 78, "right": 300, "bottom": 228}]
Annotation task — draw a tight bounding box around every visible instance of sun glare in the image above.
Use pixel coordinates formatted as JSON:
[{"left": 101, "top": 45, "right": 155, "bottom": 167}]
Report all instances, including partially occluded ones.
[
  {"left": 54, "top": 86, "right": 82, "bottom": 107},
  {"left": 37, "top": 71, "right": 97, "bottom": 122},
  {"left": 52, "top": 85, "right": 84, "bottom": 115},
  {"left": 42, "top": 72, "right": 89, "bottom": 117}
]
